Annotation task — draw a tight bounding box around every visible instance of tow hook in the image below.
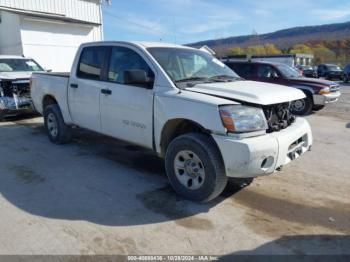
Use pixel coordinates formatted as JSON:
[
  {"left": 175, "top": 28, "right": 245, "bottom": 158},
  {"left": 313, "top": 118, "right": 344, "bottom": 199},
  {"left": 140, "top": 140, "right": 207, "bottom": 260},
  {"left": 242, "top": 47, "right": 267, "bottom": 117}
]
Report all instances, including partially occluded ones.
[{"left": 276, "top": 166, "right": 283, "bottom": 171}]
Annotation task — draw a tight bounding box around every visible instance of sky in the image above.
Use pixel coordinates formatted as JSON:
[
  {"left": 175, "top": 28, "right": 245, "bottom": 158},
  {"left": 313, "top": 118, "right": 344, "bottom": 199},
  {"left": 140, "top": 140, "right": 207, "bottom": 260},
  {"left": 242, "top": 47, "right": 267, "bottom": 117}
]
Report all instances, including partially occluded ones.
[{"left": 102, "top": 0, "right": 350, "bottom": 44}]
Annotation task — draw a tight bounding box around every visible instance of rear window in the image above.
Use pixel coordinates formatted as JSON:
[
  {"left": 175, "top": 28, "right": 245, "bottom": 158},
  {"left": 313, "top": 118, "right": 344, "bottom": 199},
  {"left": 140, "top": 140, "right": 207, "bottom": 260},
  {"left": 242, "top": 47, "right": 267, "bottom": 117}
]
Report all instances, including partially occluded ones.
[{"left": 77, "top": 46, "right": 107, "bottom": 80}]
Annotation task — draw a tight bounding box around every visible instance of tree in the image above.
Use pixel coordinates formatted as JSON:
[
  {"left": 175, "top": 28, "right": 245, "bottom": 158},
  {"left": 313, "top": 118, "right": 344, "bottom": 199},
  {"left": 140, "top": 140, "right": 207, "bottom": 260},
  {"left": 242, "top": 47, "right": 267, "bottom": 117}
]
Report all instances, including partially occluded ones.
[
  {"left": 264, "top": 44, "right": 282, "bottom": 55},
  {"left": 312, "top": 44, "right": 336, "bottom": 64},
  {"left": 227, "top": 46, "right": 245, "bottom": 55},
  {"left": 246, "top": 45, "right": 266, "bottom": 55},
  {"left": 289, "top": 44, "right": 313, "bottom": 54}
]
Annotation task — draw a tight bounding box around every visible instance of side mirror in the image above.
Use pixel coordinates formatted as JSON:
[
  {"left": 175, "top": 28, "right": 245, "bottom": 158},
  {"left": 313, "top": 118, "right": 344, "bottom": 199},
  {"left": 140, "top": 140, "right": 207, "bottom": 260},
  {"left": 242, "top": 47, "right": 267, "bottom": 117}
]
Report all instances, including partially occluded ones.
[
  {"left": 123, "top": 70, "right": 154, "bottom": 89},
  {"left": 46, "top": 69, "right": 52, "bottom": 72}
]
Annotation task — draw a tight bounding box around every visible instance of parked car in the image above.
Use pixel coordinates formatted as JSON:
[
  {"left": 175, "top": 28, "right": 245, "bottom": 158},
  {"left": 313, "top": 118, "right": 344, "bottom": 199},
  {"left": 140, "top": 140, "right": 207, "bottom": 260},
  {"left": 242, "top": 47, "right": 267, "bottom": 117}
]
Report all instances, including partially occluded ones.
[
  {"left": 225, "top": 61, "right": 341, "bottom": 115},
  {"left": 343, "top": 63, "right": 350, "bottom": 83},
  {"left": 317, "top": 64, "right": 343, "bottom": 80},
  {"left": 0, "top": 55, "right": 45, "bottom": 120},
  {"left": 31, "top": 41, "right": 312, "bottom": 202},
  {"left": 297, "top": 65, "right": 318, "bottom": 78}
]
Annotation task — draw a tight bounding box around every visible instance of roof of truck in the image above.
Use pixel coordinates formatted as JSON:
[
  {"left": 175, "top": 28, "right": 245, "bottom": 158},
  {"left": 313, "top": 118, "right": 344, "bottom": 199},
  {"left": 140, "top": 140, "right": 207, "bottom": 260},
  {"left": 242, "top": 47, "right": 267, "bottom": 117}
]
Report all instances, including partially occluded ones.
[
  {"left": 0, "top": 55, "right": 31, "bottom": 59},
  {"left": 81, "top": 41, "right": 194, "bottom": 50}
]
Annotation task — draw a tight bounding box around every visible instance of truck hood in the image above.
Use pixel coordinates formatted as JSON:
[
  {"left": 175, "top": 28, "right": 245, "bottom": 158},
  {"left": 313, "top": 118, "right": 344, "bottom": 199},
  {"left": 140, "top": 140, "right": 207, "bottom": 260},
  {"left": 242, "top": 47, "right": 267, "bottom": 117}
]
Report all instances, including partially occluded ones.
[
  {"left": 184, "top": 80, "right": 305, "bottom": 105},
  {"left": 0, "top": 71, "right": 33, "bottom": 80},
  {"left": 287, "top": 77, "right": 338, "bottom": 87}
]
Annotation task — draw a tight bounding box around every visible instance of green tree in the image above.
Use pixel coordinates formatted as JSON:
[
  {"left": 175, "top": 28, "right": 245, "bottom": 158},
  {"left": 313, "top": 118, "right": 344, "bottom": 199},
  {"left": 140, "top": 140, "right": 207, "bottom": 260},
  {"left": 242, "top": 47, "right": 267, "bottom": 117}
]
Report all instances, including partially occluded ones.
[
  {"left": 227, "top": 46, "right": 245, "bottom": 55},
  {"left": 264, "top": 44, "right": 281, "bottom": 55},
  {"left": 246, "top": 45, "right": 266, "bottom": 55},
  {"left": 289, "top": 44, "right": 313, "bottom": 54}
]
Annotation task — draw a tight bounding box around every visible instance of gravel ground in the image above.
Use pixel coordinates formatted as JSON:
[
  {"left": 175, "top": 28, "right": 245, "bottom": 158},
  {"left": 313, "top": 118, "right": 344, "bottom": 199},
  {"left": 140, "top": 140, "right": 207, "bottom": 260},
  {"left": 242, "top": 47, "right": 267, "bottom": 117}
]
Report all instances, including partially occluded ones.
[{"left": 0, "top": 84, "right": 349, "bottom": 256}]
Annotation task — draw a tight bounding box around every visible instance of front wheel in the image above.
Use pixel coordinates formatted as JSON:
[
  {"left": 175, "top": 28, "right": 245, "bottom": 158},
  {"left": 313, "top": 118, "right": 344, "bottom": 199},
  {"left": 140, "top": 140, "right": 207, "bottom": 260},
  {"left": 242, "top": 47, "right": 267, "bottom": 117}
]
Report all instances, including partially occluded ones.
[
  {"left": 165, "top": 133, "right": 227, "bottom": 202},
  {"left": 290, "top": 95, "right": 313, "bottom": 115}
]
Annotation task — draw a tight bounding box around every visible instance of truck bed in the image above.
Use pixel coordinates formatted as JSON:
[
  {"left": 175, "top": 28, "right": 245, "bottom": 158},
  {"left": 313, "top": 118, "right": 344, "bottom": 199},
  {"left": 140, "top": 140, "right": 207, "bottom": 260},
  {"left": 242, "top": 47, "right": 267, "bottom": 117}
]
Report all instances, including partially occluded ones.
[
  {"left": 33, "top": 72, "right": 70, "bottom": 78},
  {"left": 31, "top": 72, "right": 71, "bottom": 122}
]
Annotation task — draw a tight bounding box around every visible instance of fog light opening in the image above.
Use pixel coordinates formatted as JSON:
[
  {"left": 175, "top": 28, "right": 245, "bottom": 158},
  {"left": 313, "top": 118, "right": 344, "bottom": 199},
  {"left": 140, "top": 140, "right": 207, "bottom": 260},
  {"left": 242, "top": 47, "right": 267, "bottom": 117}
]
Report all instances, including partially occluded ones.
[{"left": 261, "top": 156, "right": 274, "bottom": 170}]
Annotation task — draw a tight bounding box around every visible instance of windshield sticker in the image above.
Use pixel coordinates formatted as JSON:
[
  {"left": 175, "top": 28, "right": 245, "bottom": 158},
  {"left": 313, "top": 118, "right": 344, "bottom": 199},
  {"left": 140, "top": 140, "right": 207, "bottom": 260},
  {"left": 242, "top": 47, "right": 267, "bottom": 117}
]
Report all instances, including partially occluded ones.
[{"left": 212, "top": 58, "right": 225, "bottom": 67}]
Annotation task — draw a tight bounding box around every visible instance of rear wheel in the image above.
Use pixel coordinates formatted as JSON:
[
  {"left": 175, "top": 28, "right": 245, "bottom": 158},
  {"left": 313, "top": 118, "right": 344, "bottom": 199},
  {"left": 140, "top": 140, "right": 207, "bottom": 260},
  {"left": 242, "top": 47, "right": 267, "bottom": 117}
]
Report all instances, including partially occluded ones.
[
  {"left": 44, "top": 104, "right": 72, "bottom": 144},
  {"left": 165, "top": 133, "right": 227, "bottom": 202},
  {"left": 290, "top": 95, "right": 313, "bottom": 115},
  {"left": 0, "top": 110, "right": 4, "bottom": 122}
]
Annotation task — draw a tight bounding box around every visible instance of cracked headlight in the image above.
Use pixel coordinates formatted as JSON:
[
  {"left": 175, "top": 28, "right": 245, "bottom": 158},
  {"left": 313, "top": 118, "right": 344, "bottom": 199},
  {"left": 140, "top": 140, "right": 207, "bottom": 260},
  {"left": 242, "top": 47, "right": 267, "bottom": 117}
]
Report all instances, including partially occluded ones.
[{"left": 219, "top": 105, "right": 268, "bottom": 133}]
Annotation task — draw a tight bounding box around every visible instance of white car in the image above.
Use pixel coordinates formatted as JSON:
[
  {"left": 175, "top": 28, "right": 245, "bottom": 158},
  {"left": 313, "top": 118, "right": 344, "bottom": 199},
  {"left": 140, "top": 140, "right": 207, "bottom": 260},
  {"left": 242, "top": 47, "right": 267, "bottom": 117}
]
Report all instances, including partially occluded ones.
[
  {"left": 30, "top": 41, "right": 312, "bottom": 202},
  {"left": 0, "top": 55, "right": 45, "bottom": 119}
]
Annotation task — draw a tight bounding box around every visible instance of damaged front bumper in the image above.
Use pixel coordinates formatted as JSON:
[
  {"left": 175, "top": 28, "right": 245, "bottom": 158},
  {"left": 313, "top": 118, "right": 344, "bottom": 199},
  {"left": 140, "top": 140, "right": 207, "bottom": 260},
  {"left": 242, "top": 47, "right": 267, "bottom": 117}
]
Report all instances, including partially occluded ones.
[
  {"left": 0, "top": 79, "right": 34, "bottom": 117},
  {"left": 212, "top": 117, "right": 312, "bottom": 178}
]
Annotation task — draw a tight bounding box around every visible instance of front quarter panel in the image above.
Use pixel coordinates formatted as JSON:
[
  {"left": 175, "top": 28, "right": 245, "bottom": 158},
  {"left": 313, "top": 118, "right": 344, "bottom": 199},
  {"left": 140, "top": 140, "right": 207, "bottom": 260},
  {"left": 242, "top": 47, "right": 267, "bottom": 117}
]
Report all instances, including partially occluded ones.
[{"left": 154, "top": 90, "right": 233, "bottom": 154}]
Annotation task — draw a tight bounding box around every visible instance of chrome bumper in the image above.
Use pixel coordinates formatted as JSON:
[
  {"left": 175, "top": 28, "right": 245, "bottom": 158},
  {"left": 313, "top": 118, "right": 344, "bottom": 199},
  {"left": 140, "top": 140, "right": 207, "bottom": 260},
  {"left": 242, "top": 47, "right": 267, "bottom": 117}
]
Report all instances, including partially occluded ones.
[{"left": 313, "top": 91, "right": 341, "bottom": 106}]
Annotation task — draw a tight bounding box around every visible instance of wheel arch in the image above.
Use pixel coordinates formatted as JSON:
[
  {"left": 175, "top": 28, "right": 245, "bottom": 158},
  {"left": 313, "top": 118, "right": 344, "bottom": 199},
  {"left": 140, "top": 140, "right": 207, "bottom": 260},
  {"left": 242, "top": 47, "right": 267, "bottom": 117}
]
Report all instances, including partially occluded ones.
[
  {"left": 160, "top": 118, "right": 213, "bottom": 157},
  {"left": 42, "top": 95, "right": 58, "bottom": 111}
]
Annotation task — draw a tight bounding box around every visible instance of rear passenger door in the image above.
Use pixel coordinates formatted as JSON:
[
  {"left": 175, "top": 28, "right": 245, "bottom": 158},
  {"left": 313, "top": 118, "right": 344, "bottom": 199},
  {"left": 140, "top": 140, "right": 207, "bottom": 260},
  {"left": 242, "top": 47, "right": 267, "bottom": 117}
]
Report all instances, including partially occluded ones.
[
  {"left": 99, "top": 45, "right": 155, "bottom": 149},
  {"left": 68, "top": 46, "right": 108, "bottom": 131}
]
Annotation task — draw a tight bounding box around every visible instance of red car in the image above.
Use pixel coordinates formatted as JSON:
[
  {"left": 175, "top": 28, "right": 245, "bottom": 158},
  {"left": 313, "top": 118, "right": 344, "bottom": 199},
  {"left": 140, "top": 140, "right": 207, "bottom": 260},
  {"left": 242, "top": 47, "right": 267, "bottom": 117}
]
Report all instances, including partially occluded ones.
[{"left": 225, "top": 61, "right": 341, "bottom": 115}]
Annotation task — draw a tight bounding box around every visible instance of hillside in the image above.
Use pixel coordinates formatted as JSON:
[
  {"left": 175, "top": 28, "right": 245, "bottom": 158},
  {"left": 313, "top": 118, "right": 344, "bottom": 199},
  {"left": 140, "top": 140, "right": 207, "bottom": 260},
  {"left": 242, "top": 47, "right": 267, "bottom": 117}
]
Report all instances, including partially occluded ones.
[{"left": 189, "top": 21, "right": 350, "bottom": 50}]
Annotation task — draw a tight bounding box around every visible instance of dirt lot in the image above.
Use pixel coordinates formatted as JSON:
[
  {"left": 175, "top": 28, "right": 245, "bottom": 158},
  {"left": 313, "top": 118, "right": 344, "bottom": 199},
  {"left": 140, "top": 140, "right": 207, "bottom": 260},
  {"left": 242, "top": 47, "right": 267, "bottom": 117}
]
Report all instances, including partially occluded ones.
[{"left": 0, "top": 84, "right": 349, "bottom": 256}]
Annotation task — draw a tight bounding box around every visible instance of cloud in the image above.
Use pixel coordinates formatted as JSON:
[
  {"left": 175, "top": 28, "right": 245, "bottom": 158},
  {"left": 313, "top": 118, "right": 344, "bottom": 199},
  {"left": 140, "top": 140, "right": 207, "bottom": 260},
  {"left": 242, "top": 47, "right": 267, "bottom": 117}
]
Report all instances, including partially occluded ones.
[
  {"left": 253, "top": 9, "right": 271, "bottom": 16},
  {"left": 311, "top": 8, "right": 350, "bottom": 20}
]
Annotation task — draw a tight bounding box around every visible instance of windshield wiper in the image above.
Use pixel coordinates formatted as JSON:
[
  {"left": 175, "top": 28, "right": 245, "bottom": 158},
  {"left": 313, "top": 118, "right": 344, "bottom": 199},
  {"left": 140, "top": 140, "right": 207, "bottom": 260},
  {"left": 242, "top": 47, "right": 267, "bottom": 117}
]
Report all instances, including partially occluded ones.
[
  {"left": 175, "top": 77, "right": 209, "bottom": 83},
  {"left": 209, "top": 75, "right": 244, "bottom": 81}
]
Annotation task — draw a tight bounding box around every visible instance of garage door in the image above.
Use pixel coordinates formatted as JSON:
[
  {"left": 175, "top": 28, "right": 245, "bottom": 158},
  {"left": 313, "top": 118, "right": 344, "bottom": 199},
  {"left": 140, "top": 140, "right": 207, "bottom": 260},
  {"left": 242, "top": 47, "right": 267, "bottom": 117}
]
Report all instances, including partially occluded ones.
[{"left": 20, "top": 17, "right": 99, "bottom": 71}]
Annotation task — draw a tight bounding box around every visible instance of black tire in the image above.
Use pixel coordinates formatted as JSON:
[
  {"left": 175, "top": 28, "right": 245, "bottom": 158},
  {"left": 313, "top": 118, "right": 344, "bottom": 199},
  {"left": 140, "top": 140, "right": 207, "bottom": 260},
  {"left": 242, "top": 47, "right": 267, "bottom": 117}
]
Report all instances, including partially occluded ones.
[
  {"left": 344, "top": 74, "right": 349, "bottom": 83},
  {"left": 290, "top": 95, "right": 313, "bottom": 116},
  {"left": 0, "top": 110, "right": 4, "bottom": 122},
  {"left": 44, "top": 104, "right": 72, "bottom": 144},
  {"left": 313, "top": 105, "right": 325, "bottom": 111},
  {"left": 165, "top": 133, "right": 228, "bottom": 202}
]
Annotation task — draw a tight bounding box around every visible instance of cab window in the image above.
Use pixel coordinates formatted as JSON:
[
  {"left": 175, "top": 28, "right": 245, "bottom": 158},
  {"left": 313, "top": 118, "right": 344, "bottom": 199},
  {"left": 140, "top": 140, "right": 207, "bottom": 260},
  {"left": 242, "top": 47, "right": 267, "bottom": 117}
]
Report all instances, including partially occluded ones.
[
  {"left": 107, "top": 46, "right": 154, "bottom": 87},
  {"left": 77, "top": 46, "right": 107, "bottom": 80},
  {"left": 228, "top": 63, "right": 255, "bottom": 78},
  {"left": 257, "top": 64, "right": 279, "bottom": 78}
]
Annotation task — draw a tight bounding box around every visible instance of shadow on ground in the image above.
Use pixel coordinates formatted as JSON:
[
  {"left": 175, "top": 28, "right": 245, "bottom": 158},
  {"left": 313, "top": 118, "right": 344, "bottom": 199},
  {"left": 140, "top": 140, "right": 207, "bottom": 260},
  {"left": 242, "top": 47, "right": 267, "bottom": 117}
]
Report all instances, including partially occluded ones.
[
  {"left": 0, "top": 118, "right": 246, "bottom": 228},
  {"left": 220, "top": 235, "right": 350, "bottom": 259}
]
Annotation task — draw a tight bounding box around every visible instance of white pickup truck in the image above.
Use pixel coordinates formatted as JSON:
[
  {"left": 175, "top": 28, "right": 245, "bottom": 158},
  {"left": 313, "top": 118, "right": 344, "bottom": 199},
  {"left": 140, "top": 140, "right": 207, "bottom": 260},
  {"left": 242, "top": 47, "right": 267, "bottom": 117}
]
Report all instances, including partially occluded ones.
[{"left": 31, "top": 41, "right": 312, "bottom": 202}]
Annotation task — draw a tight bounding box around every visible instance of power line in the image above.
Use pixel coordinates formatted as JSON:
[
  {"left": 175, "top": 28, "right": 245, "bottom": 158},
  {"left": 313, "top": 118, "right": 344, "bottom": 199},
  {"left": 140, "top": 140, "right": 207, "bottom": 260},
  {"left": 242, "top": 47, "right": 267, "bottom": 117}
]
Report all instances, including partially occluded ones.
[{"left": 103, "top": 10, "right": 188, "bottom": 41}]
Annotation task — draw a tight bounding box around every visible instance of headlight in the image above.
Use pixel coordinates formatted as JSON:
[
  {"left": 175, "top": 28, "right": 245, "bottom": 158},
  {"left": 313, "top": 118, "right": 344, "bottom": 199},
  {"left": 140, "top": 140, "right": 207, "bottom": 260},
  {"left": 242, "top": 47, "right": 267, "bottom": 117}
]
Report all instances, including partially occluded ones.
[
  {"left": 319, "top": 87, "right": 330, "bottom": 95},
  {"left": 219, "top": 105, "right": 268, "bottom": 133}
]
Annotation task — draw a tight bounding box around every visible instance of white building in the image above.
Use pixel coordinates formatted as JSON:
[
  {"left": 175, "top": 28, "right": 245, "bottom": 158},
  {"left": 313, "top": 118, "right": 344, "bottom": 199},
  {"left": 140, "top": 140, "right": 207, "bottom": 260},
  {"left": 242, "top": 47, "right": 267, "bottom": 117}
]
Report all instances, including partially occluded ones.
[{"left": 0, "top": 0, "right": 105, "bottom": 71}]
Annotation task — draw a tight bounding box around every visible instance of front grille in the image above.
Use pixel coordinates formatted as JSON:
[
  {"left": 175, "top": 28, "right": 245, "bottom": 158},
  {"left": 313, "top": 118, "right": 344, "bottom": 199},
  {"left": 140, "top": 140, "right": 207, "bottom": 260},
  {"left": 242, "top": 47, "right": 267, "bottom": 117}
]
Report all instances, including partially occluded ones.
[{"left": 262, "top": 102, "right": 295, "bottom": 133}]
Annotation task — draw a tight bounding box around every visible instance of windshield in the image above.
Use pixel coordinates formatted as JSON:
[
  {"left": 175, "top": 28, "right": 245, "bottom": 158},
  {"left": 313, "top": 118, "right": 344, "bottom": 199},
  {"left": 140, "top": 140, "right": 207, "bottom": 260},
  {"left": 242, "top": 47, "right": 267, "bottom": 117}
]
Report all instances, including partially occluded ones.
[
  {"left": 276, "top": 64, "right": 300, "bottom": 78},
  {"left": 147, "top": 47, "right": 239, "bottom": 83},
  {"left": 0, "top": 59, "right": 44, "bottom": 72},
  {"left": 327, "top": 65, "right": 341, "bottom": 71}
]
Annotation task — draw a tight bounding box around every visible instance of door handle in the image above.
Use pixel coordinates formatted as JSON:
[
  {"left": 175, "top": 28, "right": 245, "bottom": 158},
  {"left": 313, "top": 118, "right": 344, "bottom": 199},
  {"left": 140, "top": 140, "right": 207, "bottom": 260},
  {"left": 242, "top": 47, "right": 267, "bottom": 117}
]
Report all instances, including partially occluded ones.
[
  {"left": 70, "top": 84, "right": 78, "bottom": 89},
  {"left": 101, "top": 89, "right": 112, "bottom": 95}
]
